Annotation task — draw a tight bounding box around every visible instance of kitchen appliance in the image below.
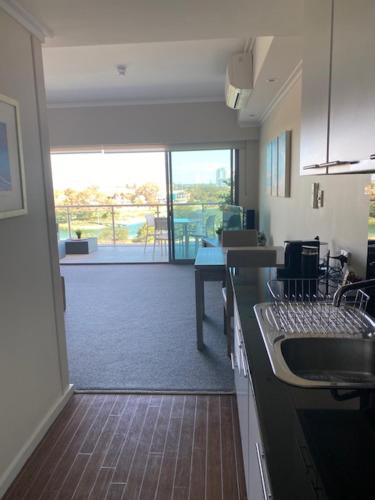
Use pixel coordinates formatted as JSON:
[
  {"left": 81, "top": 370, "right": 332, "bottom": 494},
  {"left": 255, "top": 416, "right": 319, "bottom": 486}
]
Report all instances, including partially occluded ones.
[
  {"left": 277, "top": 239, "right": 321, "bottom": 298},
  {"left": 245, "top": 209, "right": 256, "bottom": 230},
  {"left": 278, "top": 240, "right": 320, "bottom": 278}
]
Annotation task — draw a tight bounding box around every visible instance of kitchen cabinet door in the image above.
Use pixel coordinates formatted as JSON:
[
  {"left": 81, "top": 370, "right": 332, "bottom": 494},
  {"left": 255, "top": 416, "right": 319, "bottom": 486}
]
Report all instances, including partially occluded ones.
[
  {"left": 300, "top": 0, "right": 332, "bottom": 175},
  {"left": 233, "top": 304, "right": 250, "bottom": 493},
  {"left": 329, "top": 0, "right": 375, "bottom": 163},
  {"left": 248, "top": 378, "right": 273, "bottom": 500}
]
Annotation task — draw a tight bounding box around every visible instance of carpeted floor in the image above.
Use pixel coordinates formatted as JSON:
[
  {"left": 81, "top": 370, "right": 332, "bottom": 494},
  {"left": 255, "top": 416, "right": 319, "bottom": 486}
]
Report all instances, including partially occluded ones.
[{"left": 62, "top": 264, "right": 234, "bottom": 391}]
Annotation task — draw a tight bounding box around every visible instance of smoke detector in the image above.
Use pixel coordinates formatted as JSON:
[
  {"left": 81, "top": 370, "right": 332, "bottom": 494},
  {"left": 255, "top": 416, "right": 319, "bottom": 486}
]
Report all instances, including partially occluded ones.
[{"left": 116, "top": 64, "right": 127, "bottom": 77}]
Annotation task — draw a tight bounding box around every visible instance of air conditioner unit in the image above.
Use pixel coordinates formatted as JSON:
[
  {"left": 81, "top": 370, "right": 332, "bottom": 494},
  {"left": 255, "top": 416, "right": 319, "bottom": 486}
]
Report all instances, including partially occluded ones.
[{"left": 225, "top": 53, "right": 253, "bottom": 110}]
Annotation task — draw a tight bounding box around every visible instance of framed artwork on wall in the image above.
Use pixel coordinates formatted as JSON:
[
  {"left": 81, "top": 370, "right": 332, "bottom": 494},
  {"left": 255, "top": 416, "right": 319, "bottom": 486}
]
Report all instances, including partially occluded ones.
[
  {"left": 266, "top": 130, "right": 292, "bottom": 198},
  {"left": 0, "top": 94, "right": 27, "bottom": 219},
  {"left": 277, "top": 130, "right": 291, "bottom": 197},
  {"left": 271, "top": 138, "right": 278, "bottom": 196},
  {"left": 266, "top": 142, "right": 272, "bottom": 195}
]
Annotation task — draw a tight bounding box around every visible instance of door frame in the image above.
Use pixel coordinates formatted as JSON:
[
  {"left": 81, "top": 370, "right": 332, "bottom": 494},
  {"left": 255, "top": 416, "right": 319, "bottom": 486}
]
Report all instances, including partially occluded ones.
[{"left": 166, "top": 147, "right": 240, "bottom": 264}]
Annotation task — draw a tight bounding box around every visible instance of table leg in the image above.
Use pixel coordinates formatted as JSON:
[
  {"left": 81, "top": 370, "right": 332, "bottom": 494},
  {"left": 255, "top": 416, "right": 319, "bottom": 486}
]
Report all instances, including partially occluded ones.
[
  {"left": 195, "top": 269, "right": 204, "bottom": 350},
  {"left": 202, "top": 280, "right": 205, "bottom": 318}
]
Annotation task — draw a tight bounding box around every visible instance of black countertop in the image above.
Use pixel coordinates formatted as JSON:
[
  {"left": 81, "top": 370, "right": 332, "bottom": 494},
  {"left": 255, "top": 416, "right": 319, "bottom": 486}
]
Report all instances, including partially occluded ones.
[{"left": 232, "top": 267, "right": 375, "bottom": 500}]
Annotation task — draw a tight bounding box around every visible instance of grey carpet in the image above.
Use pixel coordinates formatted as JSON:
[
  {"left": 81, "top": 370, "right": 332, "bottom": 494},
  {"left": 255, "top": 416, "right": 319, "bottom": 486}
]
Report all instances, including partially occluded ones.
[{"left": 62, "top": 264, "right": 234, "bottom": 391}]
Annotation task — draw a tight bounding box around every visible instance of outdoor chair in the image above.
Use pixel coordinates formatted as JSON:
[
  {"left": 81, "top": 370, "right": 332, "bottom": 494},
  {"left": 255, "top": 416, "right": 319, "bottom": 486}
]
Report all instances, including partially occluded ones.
[
  {"left": 144, "top": 214, "right": 155, "bottom": 252},
  {"left": 190, "top": 214, "right": 216, "bottom": 251},
  {"left": 153, "top": 217, "right": 169, "bottom": 256}
]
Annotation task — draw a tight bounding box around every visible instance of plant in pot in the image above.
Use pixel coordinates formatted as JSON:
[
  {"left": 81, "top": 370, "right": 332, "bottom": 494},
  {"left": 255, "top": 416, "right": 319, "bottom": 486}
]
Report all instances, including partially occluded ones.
[
  {"left": 257, "top": 231, "right": 267, "bottom": 246},
  {"left": 75, "top": 229, "right": 82, "bottom": 239}
]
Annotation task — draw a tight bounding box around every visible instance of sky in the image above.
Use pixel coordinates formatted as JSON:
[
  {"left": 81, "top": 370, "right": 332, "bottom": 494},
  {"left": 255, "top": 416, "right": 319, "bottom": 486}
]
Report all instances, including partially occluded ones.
[{"left": 51, "top": 150, "right": 231, "bottom": 192}]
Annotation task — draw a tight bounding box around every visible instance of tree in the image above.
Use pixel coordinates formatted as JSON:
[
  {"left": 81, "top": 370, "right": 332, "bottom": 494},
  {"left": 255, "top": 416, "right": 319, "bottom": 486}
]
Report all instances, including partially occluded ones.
[
  {"left": 130, "top": 183, "right": 160, "bottom": 204},
  {"left": 183, "top": 184, "right": 231, "bottom": 204}
]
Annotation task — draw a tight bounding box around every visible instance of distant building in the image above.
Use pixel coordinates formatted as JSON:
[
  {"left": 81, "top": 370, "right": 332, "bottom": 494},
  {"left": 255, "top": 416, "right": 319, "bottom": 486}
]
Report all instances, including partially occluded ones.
[
  {"left": 171, "top": 190, "right": 190, "bottom": 203},
  {"left": 216, "top": 167, "right": 227, "bottom": 186}
]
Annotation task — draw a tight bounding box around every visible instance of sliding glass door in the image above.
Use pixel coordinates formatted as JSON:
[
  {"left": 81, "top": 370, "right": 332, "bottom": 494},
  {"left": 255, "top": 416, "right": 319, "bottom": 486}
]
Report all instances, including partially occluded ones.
[{"left": 167, "top": 149, "right": 235, "bottom": 261}]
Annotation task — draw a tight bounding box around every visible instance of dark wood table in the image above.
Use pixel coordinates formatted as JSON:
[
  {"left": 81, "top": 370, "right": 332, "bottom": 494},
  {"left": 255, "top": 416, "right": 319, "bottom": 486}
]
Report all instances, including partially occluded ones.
[{"left": 194, "top": 247, "right": 225, "bottom": 350}]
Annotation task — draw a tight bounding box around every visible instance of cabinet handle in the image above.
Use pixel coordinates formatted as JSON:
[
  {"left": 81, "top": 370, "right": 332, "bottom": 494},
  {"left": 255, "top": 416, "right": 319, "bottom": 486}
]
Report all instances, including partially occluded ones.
[
  {"left": 302, "top": 163, "right": 322, "bottom": 170},
  {"left": 256, "top": 442, "right": 272, "bottom": 500},
  {"left": 230, "top": 352, "right": 236, "bottom": 370},
  {"left": 249, "top": 373, "right": 255, "bottom": 398},
  {"left": 240, "top": 350, "right": 248, "bottom": 378},
  {"left": 303, "top": 160, "right": 359, "bottom": 171},
  {"left": 319, "top": 160, "right": 359, "bottom": 168},
  {"left": 235, "top": 329, "right": 243, "bottom": 349}
]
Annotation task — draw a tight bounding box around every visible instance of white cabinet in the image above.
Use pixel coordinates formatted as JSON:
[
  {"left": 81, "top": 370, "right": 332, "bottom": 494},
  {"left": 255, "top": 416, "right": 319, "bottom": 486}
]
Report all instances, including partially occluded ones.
[
  {"left": 300, "top": 0, "right": 332, "bottom": 175},
  {"left": 233, "top": 301, "right": 250, "bottom": 492},
  {"left": 329, "top": 0, "right": 375, "bottom": 163},
  {"left": 301, "top": 0, "right": 375, "bottom": 175},
  {"left": 248, "top": 379, "right": 273, "bottom": 500},
  {"left": 233, "top": 299, "right": 273, "bottom": 500}
]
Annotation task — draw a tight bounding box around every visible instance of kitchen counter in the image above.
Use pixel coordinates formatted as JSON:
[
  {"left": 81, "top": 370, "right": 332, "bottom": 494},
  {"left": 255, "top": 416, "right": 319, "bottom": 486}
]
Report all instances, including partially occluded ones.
[{"left": 232, "top": 267, "right": 375, "bottom": 500}]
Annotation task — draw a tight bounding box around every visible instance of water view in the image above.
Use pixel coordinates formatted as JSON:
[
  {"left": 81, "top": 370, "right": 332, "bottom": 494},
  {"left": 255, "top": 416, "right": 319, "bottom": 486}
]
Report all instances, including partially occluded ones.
[{"left": 52, "top": 149, "right": 233, "bottom": 261}]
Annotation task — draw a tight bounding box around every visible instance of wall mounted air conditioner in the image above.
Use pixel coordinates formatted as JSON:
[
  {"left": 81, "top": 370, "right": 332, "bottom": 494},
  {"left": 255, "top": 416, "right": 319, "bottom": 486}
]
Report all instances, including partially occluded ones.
[{"left": 225, "top": 53, "right": 253, "bottom": 110}]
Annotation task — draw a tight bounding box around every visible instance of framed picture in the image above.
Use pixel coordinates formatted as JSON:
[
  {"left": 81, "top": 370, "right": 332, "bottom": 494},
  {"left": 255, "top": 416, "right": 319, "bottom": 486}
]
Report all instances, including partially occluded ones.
[
  {"left": 271, "top": 138, "right": 278, "bottom": 196},
  {"left": 277, "top": 130, "right": 291, "bottom": 197},
  {"left": 0, "top": 94, "right": 27, "bottom": 218},
  {"left": 266, "top": 142, "right": 272, "bottom": 195}
]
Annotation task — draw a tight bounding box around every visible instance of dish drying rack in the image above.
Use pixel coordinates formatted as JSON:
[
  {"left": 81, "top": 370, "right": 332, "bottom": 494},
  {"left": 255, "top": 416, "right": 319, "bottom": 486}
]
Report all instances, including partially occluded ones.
[{"left": 266, "top": 278, "right": 373, "bottom": 337}]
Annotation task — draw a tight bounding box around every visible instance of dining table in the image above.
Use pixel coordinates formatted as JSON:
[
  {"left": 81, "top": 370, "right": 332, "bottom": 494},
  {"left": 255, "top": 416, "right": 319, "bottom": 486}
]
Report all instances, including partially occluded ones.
[
  {"left": 194, "top": 247, "right": 226, "bottom": 350},
  {"left": 194, "top": 245, "right": 285, "bottom": 350}
]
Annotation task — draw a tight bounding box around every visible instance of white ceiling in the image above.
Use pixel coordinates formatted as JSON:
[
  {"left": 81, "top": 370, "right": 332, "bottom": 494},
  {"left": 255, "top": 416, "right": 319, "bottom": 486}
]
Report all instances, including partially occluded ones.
[
  {"left": 43, "top": 38, "right": 245, "bottom": 106},
  {"left": 17, "top": 0, "right": 303, "bottom": 47},
  {"left": 14, "top": 0, "right": 304, "bottom": 121}
]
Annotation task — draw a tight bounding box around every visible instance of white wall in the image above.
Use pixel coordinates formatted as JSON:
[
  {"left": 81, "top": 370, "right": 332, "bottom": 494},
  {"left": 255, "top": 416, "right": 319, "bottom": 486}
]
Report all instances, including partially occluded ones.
[
  {"left": 259, "top": 76, "right": 371, "bottom": 275},
  {"left": 47, "top": 102, "right": 259, "bottom": 209},
  {"left": 48, "top": 101, "right": 258, "bottom": 147},
  {"left": 0, "top": 10, "right": 70, "bottom": 495}
]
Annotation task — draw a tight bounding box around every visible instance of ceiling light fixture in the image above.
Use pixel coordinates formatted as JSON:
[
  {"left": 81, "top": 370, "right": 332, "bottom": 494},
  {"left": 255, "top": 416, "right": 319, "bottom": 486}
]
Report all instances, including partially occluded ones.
[{"left": 116, "top": 64, "right": 127, "bottom": 77}]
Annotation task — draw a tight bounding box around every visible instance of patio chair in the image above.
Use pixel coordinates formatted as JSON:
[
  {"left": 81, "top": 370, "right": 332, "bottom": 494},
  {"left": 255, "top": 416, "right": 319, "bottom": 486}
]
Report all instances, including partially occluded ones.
[
  {"left": 144, "top": 214, "right": 155, "bottom": 252},
  {"left": 190, "top": 214, "right": 216, "bottom": 251},
  {"left": 153, "top": 217, "right": 169, "bottom": 256}
]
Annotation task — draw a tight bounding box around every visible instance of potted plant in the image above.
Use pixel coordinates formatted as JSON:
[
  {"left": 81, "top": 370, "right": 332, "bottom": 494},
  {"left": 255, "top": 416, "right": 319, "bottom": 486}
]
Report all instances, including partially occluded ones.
[
  {"left": 257, "top": 231, "right": 267, "bottom": 246},
  {"left": 75, "top": 229, "right": 82, "bottom": 239}
]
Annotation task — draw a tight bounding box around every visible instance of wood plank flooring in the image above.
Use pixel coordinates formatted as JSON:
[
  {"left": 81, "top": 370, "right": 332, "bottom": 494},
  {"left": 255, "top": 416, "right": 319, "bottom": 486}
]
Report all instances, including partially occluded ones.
[{"left": 4, "top": 394, "right": 246, "bottom": 500}]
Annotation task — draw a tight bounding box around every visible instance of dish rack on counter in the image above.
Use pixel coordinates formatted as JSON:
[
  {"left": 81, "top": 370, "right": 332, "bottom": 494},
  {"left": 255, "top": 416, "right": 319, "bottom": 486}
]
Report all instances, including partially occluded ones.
[{"left": 266, "top": 278, "right": 373, "bottom": 337}]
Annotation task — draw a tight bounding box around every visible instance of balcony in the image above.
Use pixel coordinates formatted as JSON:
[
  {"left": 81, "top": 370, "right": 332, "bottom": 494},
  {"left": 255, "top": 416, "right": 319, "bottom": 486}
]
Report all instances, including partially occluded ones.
[{"left": 56, "top": 202, "right": 224, "bottom": 263}]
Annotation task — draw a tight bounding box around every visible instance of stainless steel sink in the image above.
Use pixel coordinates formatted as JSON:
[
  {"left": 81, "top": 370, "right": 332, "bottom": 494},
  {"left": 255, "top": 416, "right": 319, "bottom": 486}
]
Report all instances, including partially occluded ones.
[
  {"left": 254, "top": 303, "right": 375, "bottom": 388},
  {"left": 281, "top": 337, "right": 375, "bottom": 386}
]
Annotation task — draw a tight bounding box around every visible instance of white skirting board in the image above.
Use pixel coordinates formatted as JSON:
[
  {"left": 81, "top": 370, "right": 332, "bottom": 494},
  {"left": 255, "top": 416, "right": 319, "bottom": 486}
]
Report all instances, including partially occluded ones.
[{"left": 0, "top": 384, "right": 74, "bottom": 498}]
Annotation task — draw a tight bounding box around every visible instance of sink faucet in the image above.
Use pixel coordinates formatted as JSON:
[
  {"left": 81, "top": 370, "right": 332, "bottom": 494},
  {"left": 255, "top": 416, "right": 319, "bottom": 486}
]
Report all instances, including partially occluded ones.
[{"left": 333, "top": 278, "right": 375, "bottom": 307}]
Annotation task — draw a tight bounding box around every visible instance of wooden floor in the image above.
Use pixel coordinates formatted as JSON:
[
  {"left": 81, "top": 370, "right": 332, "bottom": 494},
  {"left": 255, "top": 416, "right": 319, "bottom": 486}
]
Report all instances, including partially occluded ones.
[{"left": 5, "top": 394, "right": 246, "bottom": 500}]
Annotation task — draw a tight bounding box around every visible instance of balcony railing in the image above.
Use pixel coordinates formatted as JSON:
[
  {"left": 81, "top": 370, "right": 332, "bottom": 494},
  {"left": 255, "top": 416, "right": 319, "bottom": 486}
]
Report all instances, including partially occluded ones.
[{"left": 55, "top": 203, "right": 223, "bottom": 245}]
